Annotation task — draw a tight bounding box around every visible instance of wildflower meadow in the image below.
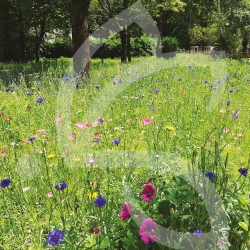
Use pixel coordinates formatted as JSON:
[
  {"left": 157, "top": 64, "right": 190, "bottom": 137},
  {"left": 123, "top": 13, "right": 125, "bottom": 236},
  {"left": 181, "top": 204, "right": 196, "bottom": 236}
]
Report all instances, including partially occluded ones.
[{"left": 0, "top": 53, "right": 250, "bottom": 249}]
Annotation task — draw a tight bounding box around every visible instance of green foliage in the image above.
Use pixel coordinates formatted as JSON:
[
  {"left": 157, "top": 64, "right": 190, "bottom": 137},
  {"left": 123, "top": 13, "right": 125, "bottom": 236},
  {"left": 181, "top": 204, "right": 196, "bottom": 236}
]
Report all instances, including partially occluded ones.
[
  {"left": 161, "top": 36, "right": 179, "bottom": 53},
  {"left": 90, "top": 35, "right": 154, "bottom": 59}
]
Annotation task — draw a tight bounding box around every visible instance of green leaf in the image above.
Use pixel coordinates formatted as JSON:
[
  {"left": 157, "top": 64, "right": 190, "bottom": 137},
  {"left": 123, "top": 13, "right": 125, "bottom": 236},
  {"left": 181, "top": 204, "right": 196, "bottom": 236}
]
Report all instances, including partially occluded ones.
[
  {"left": 238, "top": 222, "right": 248, "bottom": 231},
  {"left": 100, "top": 237, "right": 110, "bottom": 248}
]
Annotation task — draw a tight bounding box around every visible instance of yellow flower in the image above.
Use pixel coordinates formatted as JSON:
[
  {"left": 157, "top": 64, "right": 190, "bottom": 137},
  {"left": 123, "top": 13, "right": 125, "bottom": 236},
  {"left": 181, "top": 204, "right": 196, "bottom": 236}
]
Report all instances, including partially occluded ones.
[
  {"left": 165, "top": 125, "right": 175, "bottom": 131},
  {"left": 200, "top": 119, "right": 205, "bottom": 122},
  {"left": 87, "top": 192, "right": 98, "bottom": 199},
  {"left": 47, "top": 154, "right": 56, "bottom": 159},
  {"left": 73, "top": 158, "right": 80, "bottom": 162}
]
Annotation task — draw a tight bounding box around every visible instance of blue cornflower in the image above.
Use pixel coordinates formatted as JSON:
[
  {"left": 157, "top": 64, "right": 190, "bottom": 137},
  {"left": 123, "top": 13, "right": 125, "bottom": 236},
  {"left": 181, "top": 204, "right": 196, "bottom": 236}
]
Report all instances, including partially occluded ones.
[
  {"left": 36, "top": 97, "right": 44, "bottom": 103},
  {"left": 229, "top": 89, "right": 234, "bottom": 93},
  {"left": 0, "top": 179, "right": 11, "bottom": 188},
  {"left": 226, "top": 100, "right": 231, "bottom": 106},
  {"left": 27, "top": 136, "right": 36, "bottom": 142},
  {"left": 112, "top": 138, "right": 121, "bottom": 145},
  {"left": 238, "top": 168, "right": 248, "bottom": 177},
  {"left": 94, "top": 195, "right": 106, "bottom": 207},
  {"left": 55, "top": 182, "right": 68, "bottom": 190},
  {"left": 98, "top": 118, "right": 104, "bottom": 124},
  {"left": 6, "top": 87, "right": 12, "bottom": 92},
  {"left": 118, "top": 79, "right": 123, "bottom": 83},
  {"left": 154, "top": 89, "right": 160, "bottom": 93},
  {"left": 93, "top": 138, "right": 101, "bottom": 143},
  {"left": 193, "top": 229, "right": 204, "bottom": 238},
  {"left": 46, "top": 229, "right": 65, "bottom": 247},
  {"left": 205, "top": 172, "right": 216, "bottom": 179},
  {"left": 217, "top": 80, "right": 222, "bottom": 84}
]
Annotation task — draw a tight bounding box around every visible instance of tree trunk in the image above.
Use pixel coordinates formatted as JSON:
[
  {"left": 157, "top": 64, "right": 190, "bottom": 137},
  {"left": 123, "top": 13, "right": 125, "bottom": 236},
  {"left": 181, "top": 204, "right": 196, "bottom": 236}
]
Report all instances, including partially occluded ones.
[
  {"left": 126, "top": 27, "right": 131, "bottom": 62},
  {"left": 120, "top": 29, "right": 127, "bottom": 63},
  {"left": 242, "top": 38, "right": 248, "bottom": 57},
  {"left": 18, "top": 11, "right": 25, "bottom": 62},
  {"left": 156, "top": 7, "right": 163, "bottom": 57},
  {"left": 71, "top": 0, "right": 91, "bottom": 76}
]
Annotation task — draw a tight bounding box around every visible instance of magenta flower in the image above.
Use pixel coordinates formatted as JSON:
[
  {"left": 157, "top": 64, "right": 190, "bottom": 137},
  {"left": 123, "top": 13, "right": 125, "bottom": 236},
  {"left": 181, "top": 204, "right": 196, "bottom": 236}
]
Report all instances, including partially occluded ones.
[
  {"left": 141, "top": 118, "right": 152, "bottom": 126},
  {"left": 119, "top": 203, "right": 131, "bottom": 220},
  {"left": 139, "top": 218, "right": 158, "bottom": 244},
  {"left": 141, "top": 184, "right": 156, "bottom": 202}
]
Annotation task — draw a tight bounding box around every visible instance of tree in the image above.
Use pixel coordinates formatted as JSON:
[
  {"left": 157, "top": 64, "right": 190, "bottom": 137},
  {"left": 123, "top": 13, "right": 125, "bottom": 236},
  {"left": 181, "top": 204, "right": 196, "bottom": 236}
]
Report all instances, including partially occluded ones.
[{"left": 71, "top": 0, "right": 91, "bottom": 75}]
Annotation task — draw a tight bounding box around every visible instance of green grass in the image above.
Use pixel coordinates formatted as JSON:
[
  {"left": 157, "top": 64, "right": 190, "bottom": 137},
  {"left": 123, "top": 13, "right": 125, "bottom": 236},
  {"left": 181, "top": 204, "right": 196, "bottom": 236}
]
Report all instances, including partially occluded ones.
[{"left": 0, "top": 55, "right": 249, "bottom": 249}]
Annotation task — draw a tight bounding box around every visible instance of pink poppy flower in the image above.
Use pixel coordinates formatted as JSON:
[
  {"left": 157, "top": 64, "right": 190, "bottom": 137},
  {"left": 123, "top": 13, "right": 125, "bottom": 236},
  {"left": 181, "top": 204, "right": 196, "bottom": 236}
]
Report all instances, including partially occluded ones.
[
  {"left": 141, "top": 118, "right": 152, "bottom": 126},
  {"left": 47, "top": 192, "right": 53, "bottom": 198},
  {"left": 68, "top": 135, "right": 76, "bottom": 140},
  {"left": 0, "top": 151, "right": 7, "bottom": 157},
  {"left": 119, "top": 203, "right": 131, "bottom": 220},
  {"left": 88, "top": 158, "right": 96, "bottom": 163},
  {"left": 139, "top": 218, "right": 158, "bottom": 244},
  {"left": 5, "top": 116, "right": 12, "bottom": 121},
  {"left": 141, "top": 184, "right": 156, "bottom": 202},
  {"left": 220, "top": 109, "right": 227, "bottom": 114},
  {"left": 38, "top": 129, "right": 46, "bottom": 134},
  {"left": 55, "top": 116, "right": 62, "bottom": 121},
  {"left": 75, "top": 122, "right": 86, "bottom": 129}
]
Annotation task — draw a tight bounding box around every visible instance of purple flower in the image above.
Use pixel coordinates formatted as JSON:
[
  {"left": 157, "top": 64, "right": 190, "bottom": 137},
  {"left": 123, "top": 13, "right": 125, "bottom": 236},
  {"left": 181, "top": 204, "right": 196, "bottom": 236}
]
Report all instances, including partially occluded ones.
[
  {"left": 229, "top": 89, "right": 234, "bottom": 93},
  {"left": 226, "top": 100, "right": 231, "bottom": 106},
  {"left": 112, "top": 138, "right": 121, "bottom": 145},
  {"left": 94, "top": 195, "right": 106, "bottom": 207},
  {"left": 46, "top": 229, "right": 65, "bottom": 247},
  {"left": 217, "top": 80, "right": 222, "bottom": 84},
  {"left": 98, "top": 118, "right": 104, "bottom": 124},
  {"left": 95, "top": 85, "right": 100, "bottom": 89},
  {"left": 36, "top": 97, "right": 44, "bottom": 103},
  {"left": 238, "top": 168, "right": 248, "bottom": 177},
  {"left": 177, "top": 78, "right": 182, "bottom": 81},
  {"left": 55, "top": 182, "right": 68, "bottom": 190},
  {"left": 139, "top": 218, "right": 158, "bottom": 244},
  {"left": 193, "top": 229, "right": 204, "bottom": 238},
  {"left": 0, "top": 179, "right": 11, "bottom": 188},
  {"left": 205, "top": 172, "right": 216, "bottom": 179},
  {"left": 27, "top": 136, "right": 36, "bottom": 142},
  {"left": 188, "top": 65, "right": 192, "bottom": 68},
  {"left": 204, "top": 80, "right": 209, "bottom": 83},
  {"left": 93, "top": 138, "right": 101, "bottom": 143},
  {"left": 118, "top": 79, "right": 123, "bottom": 83},
  {"left": 154, "top": 89, "right": 160, "bottom": 94},
  {"left": 224, "top": 75, "right": 229, "bottom": 80},
  {"left": 6, "top": 87, "right": 12, "bottom": 92},
  {"left": 232, "top": 114, "right": 238, "bottom": 120}
]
